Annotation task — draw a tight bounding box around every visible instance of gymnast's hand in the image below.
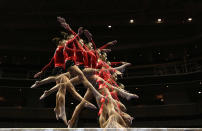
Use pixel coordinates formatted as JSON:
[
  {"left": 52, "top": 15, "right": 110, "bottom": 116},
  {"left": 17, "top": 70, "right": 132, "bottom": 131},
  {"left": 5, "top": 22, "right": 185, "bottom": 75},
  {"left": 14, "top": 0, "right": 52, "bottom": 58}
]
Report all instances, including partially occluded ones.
[
  {"left": 108, "top": 40, "right": 117, "bottom": 46},
  {"left": 78, "top": 27, "right": 84, "bottom": 35},
  {"left": 84, "top": 29, "right": 92, "bottom": 41},
  {"left": 122, "top": 62, "right": 132, "bottom": 66},
  {"left": 61, "top": 23, "right": 71, "bottom": 30},
  {"left": 102, "top": 49, "right": 111, "bottom": 53},
  {"left": 34, "top": 71, "right": 43, "bottom": 78},
  {"left": 57, "top": 17, "right": 71, "bottom": 30},
  {"left": 57, "top": 16, "right": 66, "bottom": 24}
]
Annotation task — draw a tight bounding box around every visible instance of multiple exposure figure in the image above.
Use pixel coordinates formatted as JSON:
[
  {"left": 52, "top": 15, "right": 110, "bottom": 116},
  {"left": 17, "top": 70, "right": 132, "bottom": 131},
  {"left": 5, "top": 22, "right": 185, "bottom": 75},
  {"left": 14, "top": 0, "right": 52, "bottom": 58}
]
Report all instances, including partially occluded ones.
[{"left": 31, "top": 16, "right": 138, "bottom": 128}]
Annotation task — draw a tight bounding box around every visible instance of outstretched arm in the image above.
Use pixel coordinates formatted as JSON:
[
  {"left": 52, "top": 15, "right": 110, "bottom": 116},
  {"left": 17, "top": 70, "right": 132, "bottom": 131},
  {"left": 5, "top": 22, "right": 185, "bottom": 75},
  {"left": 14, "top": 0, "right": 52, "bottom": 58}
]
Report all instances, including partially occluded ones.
[
  {"left": 67, "top": 88, "right": 93, "bottom": 128},
  {"left": 99, "top": 40, "right": 117, "bottom": 50},
  {"left": 65, "top": 27, "right": 83, "bottom": 46},
  {"left": 101, "top": 49, "right": 111, "bottom": 53},
  {"left": 34, "top": 57, "right": 54, "bottom": 78},
  {"left": 57, "top": 16, "right": 77, "bottom": 35},
  {"left": 84, "top": 29, "right": 97, "bottom": 49}
]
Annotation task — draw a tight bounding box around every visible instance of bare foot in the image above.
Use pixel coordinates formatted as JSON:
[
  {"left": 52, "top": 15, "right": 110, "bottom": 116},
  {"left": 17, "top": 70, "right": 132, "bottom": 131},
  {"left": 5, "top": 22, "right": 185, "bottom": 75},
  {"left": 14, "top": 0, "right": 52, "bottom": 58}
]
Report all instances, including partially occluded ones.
[
  {"left": 30, "top": 81, "right": 40, "bottom": 88},
  {"left": 118, "top": 89, "right": 139, "bottom": 100},
  {"left": 118, "top": 102, "right": 127, "bottom": 112},
  {"left": 67, "top": 120, "right": 73, "bottom": 128},
  {"left": 54, "top": 108, "right": 60, "bottom": 120},
  {"left": 84, "top": 101, "right": 97, "bottom": 110},
  {"left": 126, "top": 94, "right": 139, "bottom": 100},
  {"left": 59, "top": 113, "right": 68, "bottom": 126},
  {"left": 39, "top": 90, "right": 50, "bottom": 100}
]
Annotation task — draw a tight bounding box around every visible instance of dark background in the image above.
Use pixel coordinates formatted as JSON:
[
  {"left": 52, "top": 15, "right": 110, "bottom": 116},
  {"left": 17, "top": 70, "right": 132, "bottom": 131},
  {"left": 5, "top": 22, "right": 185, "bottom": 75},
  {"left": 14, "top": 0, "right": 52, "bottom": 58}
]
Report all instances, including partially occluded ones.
[{"left": 0, "top": 0, "right": 202, "bottom": 128}]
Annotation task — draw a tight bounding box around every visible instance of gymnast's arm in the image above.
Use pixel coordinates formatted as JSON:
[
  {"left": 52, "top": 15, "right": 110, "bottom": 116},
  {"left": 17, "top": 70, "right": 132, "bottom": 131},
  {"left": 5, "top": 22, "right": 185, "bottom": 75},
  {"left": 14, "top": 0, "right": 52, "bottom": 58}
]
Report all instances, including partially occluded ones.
[
  {"left": 99, "top": 40, "right": 117, "bottom": 50},
  {"left": 65, "top": 27, "right": 83, "bottom": 47},
  {"left": 57, "top": 16, "right": 77, "bottom": 35},
  {"left": 34, "top": 57, "right": 54, "bottom": 78}
]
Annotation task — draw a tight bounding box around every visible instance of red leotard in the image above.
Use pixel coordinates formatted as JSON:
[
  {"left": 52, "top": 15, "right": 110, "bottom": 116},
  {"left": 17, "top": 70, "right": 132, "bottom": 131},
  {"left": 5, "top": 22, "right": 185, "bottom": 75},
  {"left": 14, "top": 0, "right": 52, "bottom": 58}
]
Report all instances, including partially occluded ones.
[
  {"left": 64, "top": 27, "right": 100, "bottom": 68},
  {"left": 41, "top": 45, "right": 65, "bottom": 72},
  {"left": 74, "top": 41, "right": 86, "bottom": 66},
  {"left": 63, "top": 34, "right": 79, "bottom": 63},
  {"left": 64, "top": 27, "right": 122, "bottom": 115},
  {"left": 99, "top": 42, "right": 112, "bottom": 50},
  {"left": 85, "top": 50, "right": 97, "bottom": 68},
  {"left": 54, "top": 46, "right": 65, "bottom": 67},
  {"left": 110, "top": 62, "right": 122, "bottom": 66}
]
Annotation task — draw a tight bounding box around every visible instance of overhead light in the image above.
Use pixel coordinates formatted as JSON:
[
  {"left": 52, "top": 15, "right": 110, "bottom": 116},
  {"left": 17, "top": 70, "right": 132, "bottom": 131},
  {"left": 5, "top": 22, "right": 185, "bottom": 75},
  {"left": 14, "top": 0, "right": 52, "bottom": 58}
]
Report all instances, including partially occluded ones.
[
  {"left": 188, "top": 17, "right": 192, "bottom": 22},
  {"left": 166, "top": 85, "right": 168, "bottom": 88},
  {"left": 198, "top": 91, "right": 201, "bottom": 94},
  {"left": 129, "top": 19, "right": 134, "bottom": 24},
  {"left": 158, "top": 18, "right": 162, "bottom": 22},
  {"left": 108, "top": 25, "right": 112, "bottom": 28},
  {"left": 157, "top": 18, "right": 162, "bottom": 23},
  {"left": 71, "top": 102, "right": 74, "bottom": 105}
]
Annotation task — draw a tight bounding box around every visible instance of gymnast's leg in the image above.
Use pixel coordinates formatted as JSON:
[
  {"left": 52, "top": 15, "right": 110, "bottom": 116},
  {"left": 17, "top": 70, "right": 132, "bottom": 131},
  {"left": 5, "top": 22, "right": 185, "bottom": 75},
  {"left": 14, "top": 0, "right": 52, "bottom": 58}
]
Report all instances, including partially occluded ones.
[
  {"left": 40, "top": 75, "right": 96, "bottom": 109},
  {"left": 68, "top": 65, "right": 103, "bottom": 100},
  {"left": 67, "top": 88, "right": 93, "bottom": 128}
]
